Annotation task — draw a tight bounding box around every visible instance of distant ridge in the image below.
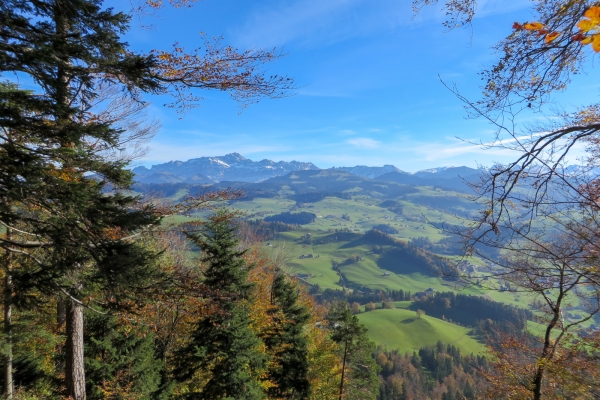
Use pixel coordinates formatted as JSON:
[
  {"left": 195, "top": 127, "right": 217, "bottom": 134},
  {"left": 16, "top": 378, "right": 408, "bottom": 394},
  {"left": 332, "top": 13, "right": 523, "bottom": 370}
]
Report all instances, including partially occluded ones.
[
  {"left": 132, "top": 153, "right": 319, "bottom": 183},
  {"left": 335, "top": 165, "right": 403, "bottom": 179}
]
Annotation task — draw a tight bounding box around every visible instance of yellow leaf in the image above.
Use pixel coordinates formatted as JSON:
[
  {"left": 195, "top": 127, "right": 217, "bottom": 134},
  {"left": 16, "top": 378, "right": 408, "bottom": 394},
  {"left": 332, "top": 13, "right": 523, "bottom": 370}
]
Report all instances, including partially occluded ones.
[
  {"left": 581, "top": 36, "right": 593, "bottom": 45},
  {"left": 592, "top": 34, "right": 600, "bottom": 52},
  {"left": 545, "top": 31, "right": 560, "bottom": 43},
  {"left": 523, "top": 22, "right": 544, "bottom": 31},
  {"left": 577, "top": 19, "right": 597, "bottom": 33},
  {"left": 584, "top": 6, "right": 600, "bottom": 24}
]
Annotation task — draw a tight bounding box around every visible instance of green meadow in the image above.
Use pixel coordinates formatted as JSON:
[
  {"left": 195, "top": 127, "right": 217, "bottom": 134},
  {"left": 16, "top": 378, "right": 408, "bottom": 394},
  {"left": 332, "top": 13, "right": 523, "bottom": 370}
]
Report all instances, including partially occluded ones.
[{"left": 357, "top": 308, "right": 487, "bottom": 355}]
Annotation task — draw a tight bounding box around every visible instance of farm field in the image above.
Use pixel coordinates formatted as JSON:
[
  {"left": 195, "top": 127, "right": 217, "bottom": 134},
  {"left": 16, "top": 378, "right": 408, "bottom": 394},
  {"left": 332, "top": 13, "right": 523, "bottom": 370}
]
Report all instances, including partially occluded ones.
[
  {"left": 357, "top": 308, "right": 487, "bottom": 355},
  {"left": 267, "top": 229, "right": 487, "bottom": 295}
]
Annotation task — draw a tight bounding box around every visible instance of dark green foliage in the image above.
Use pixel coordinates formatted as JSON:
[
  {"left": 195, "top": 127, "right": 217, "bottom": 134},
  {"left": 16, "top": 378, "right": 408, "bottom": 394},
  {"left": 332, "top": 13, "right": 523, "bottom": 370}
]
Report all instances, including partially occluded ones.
[
  {"left": 0, "top": 312, "right": 58, "bottom": 391},
  {"left": 411, "top": 291, "right": 532, "bottom": 331},
  {"left": 84, "top": 312, "right": 163, "bottom": 399},
  {"left": 316, "top": 288, "right": 409, "bottom": 305},
  {"left": 0, "top": 0, "right": 161, "bottom": 308},
  {"left": 313, "top": 232, "right": 362, "bottom": 245},
  {"left": 375, "top": 343, "right": 488, "bottom": 400},
  {"left": 264, "top": 211, "right": 316, "bottom": 225},
  {"left": 265, "top": 272, "right": 311, "bottom": 399},
  {"left": 240, "top": 220, "right": 296, "bottom": 241},
  {"left": 369, "top": 230, "right": 455, "bottom": 277},
  {"left": 175, "top": 212, "right": 266, "bottom": 399},
  {"left": 329, "top": 303, "right": 379, "bottom": 400}
]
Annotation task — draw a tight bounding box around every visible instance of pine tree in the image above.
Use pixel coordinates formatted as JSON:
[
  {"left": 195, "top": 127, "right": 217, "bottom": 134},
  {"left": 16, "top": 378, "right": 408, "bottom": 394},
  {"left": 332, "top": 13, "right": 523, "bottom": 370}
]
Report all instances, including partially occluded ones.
[
  {"left": 329, "top": 303, "right": 379, "bottom": 400},
  {"left": 174, "top": 211, "right": 266, "bottom": 399},
  {"left": 84, "top": 312, "right": 163, "bottom": 399},
  {"left": 265, "top": 272, "right": 311, "bottom": 399},
  {"left": 1, "top": 3, "right": 161, "bottom": 398}
]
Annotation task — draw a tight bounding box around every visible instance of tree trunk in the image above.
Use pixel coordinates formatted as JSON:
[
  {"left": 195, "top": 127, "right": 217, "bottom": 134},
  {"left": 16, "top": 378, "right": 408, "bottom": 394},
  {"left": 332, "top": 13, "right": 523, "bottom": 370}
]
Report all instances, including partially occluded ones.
[
  {"left": 65, "top": 300, "right": 86, "bottom": 400},
  {"left": 57, "top": 297, "right": 66, "bottom": 332},
  {"left": 533, "top": 277, "right": 565, "bottom": 400},
  {"left": 338, "top": 339, "right": 348, "bottom": 400},
  {"left": 3, "top": 229, "right": 13, "bottom": 399},
  {"left": 52, "top": 4, "right": 86, "bottom": 397}
]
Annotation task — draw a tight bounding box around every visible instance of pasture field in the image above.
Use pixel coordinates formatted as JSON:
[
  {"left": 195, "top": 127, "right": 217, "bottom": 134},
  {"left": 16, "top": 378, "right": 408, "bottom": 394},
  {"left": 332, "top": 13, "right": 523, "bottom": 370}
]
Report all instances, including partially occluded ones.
[
  {"left": 357, "top": 308, "right": 487, "bottom": 355},
  {"left": 268, "top": 229, "right": 487, "bottom": 295}
]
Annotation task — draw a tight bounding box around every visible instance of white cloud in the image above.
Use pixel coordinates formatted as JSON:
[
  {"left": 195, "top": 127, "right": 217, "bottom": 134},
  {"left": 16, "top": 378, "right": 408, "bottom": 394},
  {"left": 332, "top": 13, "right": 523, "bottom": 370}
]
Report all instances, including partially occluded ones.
[{"left": 347, "top": 137, "right": 381, "bottom": 149}]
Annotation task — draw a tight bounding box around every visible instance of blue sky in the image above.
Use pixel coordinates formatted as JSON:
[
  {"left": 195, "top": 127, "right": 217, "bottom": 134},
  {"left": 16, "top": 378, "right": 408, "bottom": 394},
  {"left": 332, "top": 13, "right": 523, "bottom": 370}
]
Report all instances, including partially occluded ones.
[{"left": 106, "top": 0, "right": 597, "bottom": 172}]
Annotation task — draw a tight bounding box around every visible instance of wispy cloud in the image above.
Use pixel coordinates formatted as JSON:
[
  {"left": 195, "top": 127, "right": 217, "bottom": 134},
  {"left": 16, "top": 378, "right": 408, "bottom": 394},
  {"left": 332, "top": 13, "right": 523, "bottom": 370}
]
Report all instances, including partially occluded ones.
[
  {"left": 347, "top": 137, "right": 381, "bottom": 148},
  {"left": 230, "top": 0, "right": 412, "bottom": 48},
  {"left": 474, "top": 0, "right": 531, "bottom": 19}
]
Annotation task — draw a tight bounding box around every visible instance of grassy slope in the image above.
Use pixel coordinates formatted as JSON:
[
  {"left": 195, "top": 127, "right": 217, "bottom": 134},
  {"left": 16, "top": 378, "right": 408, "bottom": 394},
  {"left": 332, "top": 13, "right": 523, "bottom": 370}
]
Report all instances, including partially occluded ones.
[
  {"left": 270, "top": 230, "right": 486, "bottom": 295},
  {"left": 357, "top": 308, "right": 487, "bottom": 355}
]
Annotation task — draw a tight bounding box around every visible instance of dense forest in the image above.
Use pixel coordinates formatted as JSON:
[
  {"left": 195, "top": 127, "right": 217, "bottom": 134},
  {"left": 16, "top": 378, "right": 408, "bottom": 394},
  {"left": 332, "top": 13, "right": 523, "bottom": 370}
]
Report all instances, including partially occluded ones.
[
  {"left": 264, "top": 211, "right": 318, "bottom": 225},
  {"left": 411, "top": 292, "right": 533, "bottom": 331},
  {"left": 240, "top": 220, "right": 298, "bottom": 241},
  {"left": 375, "top": 342, "right": 490, "bottom": 400}
]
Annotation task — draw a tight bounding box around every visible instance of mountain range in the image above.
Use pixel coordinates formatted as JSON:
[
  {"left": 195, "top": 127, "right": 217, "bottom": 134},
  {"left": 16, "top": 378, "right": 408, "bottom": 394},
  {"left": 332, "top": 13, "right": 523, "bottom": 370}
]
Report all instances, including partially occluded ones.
[
  {"left": 133, "top": 153, "right": 483, "bottom": 189},
  {"left": 132, "top": 153, "right": 319, "bottom": 184}
]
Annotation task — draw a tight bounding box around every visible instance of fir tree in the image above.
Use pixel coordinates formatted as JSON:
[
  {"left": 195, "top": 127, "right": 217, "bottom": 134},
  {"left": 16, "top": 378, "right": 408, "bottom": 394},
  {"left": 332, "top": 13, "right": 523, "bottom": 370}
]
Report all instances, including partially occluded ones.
[
  {"left": 174, "top": 211, "right": 266, "bottom": 399},
  {"left": 265, "top": 272, "right": 311, "bottom": 399},
  {"left": 0, "top": 3, "right": 161, "bottom": 397},
  {"left": 84, "top": 312, "right": 163, "bottom": 399},
  {"left": 1, "top": 2, "right": 291, "bottom": 398}
]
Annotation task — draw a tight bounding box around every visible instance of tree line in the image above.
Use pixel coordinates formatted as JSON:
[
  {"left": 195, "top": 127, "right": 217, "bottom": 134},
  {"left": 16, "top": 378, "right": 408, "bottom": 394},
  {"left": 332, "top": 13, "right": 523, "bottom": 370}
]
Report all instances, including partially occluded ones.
[
  {"left": 264, "top": 212, "right": 317, "bottom": 225},
  {"left": 411, "top": 292, "right": 533, "bottom": 332}
]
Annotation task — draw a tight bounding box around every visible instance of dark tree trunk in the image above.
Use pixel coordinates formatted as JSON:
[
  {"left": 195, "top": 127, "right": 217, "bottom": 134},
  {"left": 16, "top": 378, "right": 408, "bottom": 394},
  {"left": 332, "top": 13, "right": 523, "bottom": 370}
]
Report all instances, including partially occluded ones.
[{"left": 65, "top": 300, "right": 86, "bottom": 400}]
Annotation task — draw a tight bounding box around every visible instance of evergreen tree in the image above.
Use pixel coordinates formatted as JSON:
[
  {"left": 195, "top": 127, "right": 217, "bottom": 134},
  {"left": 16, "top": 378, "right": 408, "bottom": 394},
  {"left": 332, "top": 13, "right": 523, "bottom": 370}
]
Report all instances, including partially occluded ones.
[
  {"left": 1, "top": 2, "right": 291, "bottom": 398},
  {"left": 84, "top": 312, "right": 163, "bottom": 399},
  {"left": 174, "top": 212, "right": 266, "bottom": 399},
  {"left": 0, "top": 2, "right": 161, "bottom": 398},
  {"left": 328, "top": 303, "right": 379, "bottom": 400},
  {"left": 265, "top": 272, "right": 311, "bottom": 399}
]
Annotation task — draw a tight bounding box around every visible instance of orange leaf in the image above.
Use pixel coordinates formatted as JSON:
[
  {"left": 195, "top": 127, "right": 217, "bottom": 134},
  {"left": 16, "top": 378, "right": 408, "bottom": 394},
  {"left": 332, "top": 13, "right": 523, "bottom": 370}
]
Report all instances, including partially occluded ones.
[
  {"left": 545, "top": 31, "right": 560, "bottom": 43},
  {"left": 584, "top": 6, "right": 600, "bottom": 24},
  {"left": 592, "top": 34, "right": 600, "bottom": 52},
  {"left": 577, "top": 19, "right": 597, "bottom": 33},
  {"left": 523, "top": 22, "right": 544, "bottom": 31}
]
